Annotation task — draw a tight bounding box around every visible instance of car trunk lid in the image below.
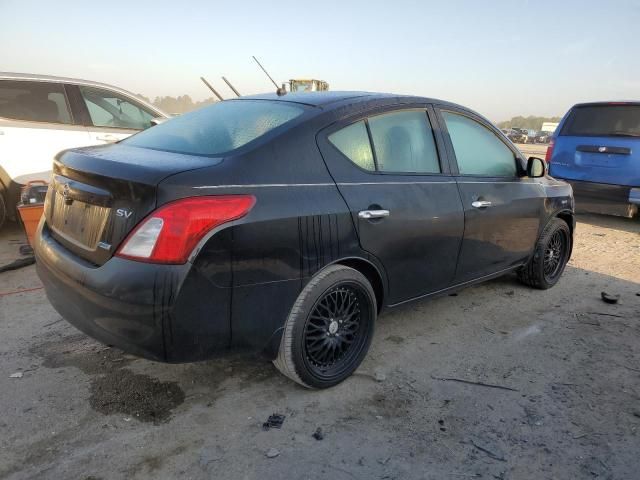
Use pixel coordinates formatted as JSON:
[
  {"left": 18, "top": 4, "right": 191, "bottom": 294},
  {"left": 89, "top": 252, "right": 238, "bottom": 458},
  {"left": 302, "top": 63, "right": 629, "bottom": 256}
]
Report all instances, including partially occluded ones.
[{"left": 45, "top": 144, "right": 221, "bottom": 266}]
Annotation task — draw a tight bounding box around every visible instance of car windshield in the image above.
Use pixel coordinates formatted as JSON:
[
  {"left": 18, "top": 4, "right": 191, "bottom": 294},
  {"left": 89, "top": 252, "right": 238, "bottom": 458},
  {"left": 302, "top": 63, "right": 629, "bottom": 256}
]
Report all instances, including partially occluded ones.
[
  {"left": 123, "top": 99, "right": 305, "bottom": 155},
  {"left": 561, "top": 105, "right": 640, "bottom": 137}
]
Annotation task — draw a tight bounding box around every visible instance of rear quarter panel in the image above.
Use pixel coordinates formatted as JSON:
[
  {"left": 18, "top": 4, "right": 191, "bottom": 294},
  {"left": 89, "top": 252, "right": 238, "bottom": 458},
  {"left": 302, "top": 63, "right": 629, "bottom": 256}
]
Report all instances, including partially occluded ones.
[{"left": 158, "top": 118, "right": 380, "bottom": 357}]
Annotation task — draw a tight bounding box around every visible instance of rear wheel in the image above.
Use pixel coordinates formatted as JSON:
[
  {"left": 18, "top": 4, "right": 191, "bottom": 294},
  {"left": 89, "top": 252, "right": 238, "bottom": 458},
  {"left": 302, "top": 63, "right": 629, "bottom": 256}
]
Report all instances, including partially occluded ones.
[
  {"left": 518, "top": 218, "right": 571, "bottom": 289},
  {"left": 274, "top": 265, "right": 376, "bottom": 389}
]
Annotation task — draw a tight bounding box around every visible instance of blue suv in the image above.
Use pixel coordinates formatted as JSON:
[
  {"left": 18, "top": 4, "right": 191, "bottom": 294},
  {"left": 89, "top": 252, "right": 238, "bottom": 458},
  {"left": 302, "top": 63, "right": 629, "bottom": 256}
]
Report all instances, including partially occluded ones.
[{"left": 548, "top": 102, "right": 640, "bottom": 218}]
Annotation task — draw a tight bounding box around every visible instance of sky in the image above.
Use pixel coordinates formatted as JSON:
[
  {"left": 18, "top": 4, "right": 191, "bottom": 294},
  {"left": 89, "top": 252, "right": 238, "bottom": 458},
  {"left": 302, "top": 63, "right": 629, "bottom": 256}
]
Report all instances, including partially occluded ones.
[{"left": 1, "top": 0, "right": 639, "bottom": 121}]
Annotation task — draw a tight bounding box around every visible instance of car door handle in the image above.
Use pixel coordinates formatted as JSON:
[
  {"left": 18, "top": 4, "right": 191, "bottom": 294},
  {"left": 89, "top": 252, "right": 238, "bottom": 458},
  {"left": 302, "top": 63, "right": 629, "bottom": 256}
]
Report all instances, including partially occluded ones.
[
  {"left": 471, "top": 200, "right": 492, "bottom": 209},
  {"left": 95, "top": 134, "right": 118, "bottom": 142},
  {"left": 358, "top": 209, "right": 390, "bottom": 219}
]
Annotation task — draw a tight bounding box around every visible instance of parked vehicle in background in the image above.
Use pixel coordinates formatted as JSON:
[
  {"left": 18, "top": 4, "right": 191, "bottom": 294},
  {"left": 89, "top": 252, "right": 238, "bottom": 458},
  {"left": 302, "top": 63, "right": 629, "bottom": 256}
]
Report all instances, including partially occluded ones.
[
  {"left": 548, "top": 101, "right": 640, "bottom": 218},
  {"left": 526, "top": 130, "right": 538, "bottom": 143},
  {"left": 0, "top": 73, "right": 168, "bottom": 229},
  {"left": 35, "top": 91, "right": 574, "bottom": 389},
  {"left": 535, "top": 131, "right": 553, "bottom": 144},
  {"left": 507, "top": 128, "right": 528, "bottom": 143}
]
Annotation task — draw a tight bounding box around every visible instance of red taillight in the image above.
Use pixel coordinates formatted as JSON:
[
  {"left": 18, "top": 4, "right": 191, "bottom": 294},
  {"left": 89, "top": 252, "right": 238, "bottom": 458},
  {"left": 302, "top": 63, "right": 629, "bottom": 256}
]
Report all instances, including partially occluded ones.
[
  {"left": 545, "top": 138, "right": 555, "bottom": 162},
  {"left": 116, "top": 195, "right": 255, "bottom": 264}
]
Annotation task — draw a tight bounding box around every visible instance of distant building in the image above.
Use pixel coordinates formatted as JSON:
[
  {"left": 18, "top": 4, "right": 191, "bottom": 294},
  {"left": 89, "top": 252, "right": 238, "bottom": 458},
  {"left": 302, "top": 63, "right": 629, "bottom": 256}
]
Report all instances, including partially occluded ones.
[{"left": 541, "top": 122, "right": 559, "bottom": 133}]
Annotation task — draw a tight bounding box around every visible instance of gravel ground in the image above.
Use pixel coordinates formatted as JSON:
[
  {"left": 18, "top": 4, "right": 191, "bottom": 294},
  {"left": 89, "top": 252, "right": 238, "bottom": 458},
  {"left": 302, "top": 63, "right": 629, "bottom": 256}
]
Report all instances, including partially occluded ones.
[{"left": 0, "top": 213, "right": 638, "bottom": 480}]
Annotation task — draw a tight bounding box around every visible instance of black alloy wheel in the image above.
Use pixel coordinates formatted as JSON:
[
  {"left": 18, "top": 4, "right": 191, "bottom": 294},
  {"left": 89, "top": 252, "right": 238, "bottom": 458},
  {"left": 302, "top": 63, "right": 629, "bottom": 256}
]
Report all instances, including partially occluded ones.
[
  {"left": 302, "top": 283, "right": 370, "bottom": 379},
  {"left": 274, "top": 265, "right": 377, "bottom": 388}
]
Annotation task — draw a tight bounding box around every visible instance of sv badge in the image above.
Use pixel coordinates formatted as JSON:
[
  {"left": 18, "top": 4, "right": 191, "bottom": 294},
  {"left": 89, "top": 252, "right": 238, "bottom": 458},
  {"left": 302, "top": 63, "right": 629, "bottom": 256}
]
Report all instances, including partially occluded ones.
[{"left": 115, "top": 208, "right": 133, "bottom": 219}]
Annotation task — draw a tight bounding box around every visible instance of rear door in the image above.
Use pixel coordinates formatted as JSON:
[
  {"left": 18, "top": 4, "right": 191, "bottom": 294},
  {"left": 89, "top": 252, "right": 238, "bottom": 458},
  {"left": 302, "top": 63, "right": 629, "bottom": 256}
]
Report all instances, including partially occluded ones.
[
  {"left": 318, "top": 106, "right": 464, "bottom": 305},
  {"left": 72, "top": 85, "right": 158, "bottom": 144},
  {"left": 550, "top": 103, "right": 640, "bottom": 187},
  {"left": 0, "top": 79, "right": 92, "bottom": 184},
  {"left": 436, "top": 107, "right": 544, "bottom": 283}
]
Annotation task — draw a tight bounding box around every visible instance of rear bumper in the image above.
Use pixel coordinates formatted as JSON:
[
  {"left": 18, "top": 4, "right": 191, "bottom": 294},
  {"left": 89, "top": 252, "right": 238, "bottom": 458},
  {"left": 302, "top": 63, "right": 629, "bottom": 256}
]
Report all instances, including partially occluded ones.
[
  {"left": 564, "top": 180, "right": 639, "bottom": 218},
  {"left": 34, "top": 219, "right": 232, "bottom": 362}
]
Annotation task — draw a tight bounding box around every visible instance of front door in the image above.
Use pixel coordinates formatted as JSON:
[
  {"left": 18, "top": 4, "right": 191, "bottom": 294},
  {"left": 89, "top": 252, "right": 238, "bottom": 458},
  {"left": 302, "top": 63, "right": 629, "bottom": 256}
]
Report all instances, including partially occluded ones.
[
  {"left": 74, "top": 85, "right": 157, "bottom": 144},
  {"left": 318, "top": 107, "right": 465, "bottom": 305},
  {"left": 437, "top": 107, "right": 544, "bottom": 283}
]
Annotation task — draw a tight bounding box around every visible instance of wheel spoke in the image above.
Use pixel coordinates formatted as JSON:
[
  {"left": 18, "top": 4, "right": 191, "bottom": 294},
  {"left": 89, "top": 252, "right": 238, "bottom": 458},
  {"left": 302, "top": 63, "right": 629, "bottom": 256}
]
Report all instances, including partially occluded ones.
[{"left": 303, "top": 282, "right": 368, "bottom": 369}]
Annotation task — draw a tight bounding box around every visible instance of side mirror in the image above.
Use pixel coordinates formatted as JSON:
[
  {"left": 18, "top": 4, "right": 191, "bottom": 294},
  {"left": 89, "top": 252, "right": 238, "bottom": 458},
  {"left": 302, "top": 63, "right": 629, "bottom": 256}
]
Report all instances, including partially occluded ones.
[
  {"left": 527, "top": 157, "right": 546, "bottom": 178},
  {"left": 150, "top": 117, "right": 168, "bottom": 127}
]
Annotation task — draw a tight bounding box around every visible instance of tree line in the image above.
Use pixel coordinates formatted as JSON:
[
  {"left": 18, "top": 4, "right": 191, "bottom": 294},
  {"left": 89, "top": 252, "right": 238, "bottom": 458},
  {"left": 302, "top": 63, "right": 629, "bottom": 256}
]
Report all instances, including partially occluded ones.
[
  {"left": 497, "top": 115, "right": 562, "bottom": 131},
  {"left": 136, "top": 94, "right": 217, "bottom": 114}
]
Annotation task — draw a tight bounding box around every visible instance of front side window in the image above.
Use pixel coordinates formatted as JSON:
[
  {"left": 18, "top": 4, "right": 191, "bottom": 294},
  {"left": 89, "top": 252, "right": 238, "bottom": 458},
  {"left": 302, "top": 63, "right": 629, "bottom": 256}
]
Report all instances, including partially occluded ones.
[
  {"left": 368, "top": 110, "right": 440, "bottom": 173},
  {"left": 442, "top": 111, "right": 517, "bottom": 177},
  {"left": 124, "top": 99, "right": 304, "bottom": 155},
  {"left": 328, "top": 121, "right": 375, "bottom": 170},
  {"left": 80, "top": 86, "right": 155, "bottom": 130},
  {"left": 0, "top": 80, "right": 72, "bottom": 124}
]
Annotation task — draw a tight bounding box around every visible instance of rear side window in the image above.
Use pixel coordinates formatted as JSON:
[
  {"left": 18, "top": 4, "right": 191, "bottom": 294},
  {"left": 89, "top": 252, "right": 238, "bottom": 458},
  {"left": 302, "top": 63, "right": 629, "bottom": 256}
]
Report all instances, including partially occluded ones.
[
  {"left": 561, "top": 105, "right": 640, "bottom": 137},
  {"left": 124, "top": 100, "right": 304, "bottom": 155},
  {"left": 328, "top": 121, "right": 375, "bottom": 170},
  {"left": 369, "top": 111, "right": 440, "bottom": 173},
  {"left": 442, "top": 111, "right": 516, "bottom": 177},
  {"left": 0, "top": 80, "right": 72, "bottom": 124}
]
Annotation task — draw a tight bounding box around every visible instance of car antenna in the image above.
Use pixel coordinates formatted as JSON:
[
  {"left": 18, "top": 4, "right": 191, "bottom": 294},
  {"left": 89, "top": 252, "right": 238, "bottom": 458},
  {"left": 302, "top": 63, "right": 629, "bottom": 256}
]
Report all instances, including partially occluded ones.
[
  {"left": 200, "top": 77, "right": 224, "bottom": 101},
  {"left": 252, "top": 55, "right": 287, "bottom": 96},
  {"left": 221, "top": 76, "right": 241, "bottom": 97}
]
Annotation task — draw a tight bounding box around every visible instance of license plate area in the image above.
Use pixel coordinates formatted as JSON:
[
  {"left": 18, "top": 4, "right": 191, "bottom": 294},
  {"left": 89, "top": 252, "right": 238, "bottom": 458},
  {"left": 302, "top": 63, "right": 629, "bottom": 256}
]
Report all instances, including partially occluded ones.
[{"left": 49, "top": 191, "right": 111, "bottom": 251}]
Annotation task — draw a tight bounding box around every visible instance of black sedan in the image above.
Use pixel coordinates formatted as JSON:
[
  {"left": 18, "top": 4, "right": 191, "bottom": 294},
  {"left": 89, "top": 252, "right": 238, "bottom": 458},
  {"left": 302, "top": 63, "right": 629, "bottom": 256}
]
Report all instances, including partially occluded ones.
[{"left": 35, "top": 92, "right": 574, "bottom": 389}]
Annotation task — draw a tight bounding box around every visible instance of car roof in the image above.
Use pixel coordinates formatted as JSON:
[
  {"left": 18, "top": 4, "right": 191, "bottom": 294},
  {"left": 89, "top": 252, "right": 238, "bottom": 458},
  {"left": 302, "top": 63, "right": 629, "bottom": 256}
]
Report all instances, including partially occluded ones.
[
  {"left": 570, "top": 101, "right": 640, "bottom": 108},
  {"left": 0, "top": 72, "right": 168, "bottom": 117},
  {"left": 236, "top": 90, "right": 461, "bottom": 110}
]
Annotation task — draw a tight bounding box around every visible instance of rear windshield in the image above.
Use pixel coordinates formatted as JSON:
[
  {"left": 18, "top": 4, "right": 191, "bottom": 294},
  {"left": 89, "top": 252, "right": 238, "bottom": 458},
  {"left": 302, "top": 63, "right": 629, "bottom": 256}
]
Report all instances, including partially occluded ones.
[
  {"left": 123, "top": 100, "right": 304, "bottom": 155},
  {"left": 561, "top": 105, "right": 640, "bottom": 137}
]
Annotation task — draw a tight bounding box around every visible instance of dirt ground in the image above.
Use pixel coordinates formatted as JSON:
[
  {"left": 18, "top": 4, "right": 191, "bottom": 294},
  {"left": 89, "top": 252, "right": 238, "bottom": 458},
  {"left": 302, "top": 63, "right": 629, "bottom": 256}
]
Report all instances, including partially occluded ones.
[{"left": 0, "top": 212, "right": 638, "bottom": 480}]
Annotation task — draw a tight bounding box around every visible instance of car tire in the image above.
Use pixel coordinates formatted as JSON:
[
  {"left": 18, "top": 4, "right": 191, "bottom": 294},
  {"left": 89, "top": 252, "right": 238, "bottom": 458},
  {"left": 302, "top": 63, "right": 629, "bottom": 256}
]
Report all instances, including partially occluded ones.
[
  {"left": 0, "top": 191, "right": 7, "bottom": 231},
  {"left": 518, "top": 218, "right": 571, "bottom": 289},
  {"left": 273, "top": 265, "right": 377, "bottom": 389}
]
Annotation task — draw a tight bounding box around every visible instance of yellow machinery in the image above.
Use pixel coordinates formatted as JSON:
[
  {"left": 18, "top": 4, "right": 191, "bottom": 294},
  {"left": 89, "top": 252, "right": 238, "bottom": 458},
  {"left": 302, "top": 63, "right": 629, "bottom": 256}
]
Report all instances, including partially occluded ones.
[{"left": 288, "top": 79, "right": 329, "bottom": 92}]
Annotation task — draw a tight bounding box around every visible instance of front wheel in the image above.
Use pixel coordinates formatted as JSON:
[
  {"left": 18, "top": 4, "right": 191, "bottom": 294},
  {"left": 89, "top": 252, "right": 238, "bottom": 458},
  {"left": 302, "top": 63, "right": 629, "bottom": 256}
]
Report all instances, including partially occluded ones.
[
  {"left": 518, "top": 218, "right": 571, "bottom": 289},
  {"left": 273, "top": 265, "right": 376, "bottom": 389}
]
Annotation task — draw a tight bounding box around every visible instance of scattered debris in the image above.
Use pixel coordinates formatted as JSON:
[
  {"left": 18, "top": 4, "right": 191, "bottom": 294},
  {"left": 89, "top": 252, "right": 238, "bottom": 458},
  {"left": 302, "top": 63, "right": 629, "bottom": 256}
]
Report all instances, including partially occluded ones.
[
  {"left": 600, "top": 292, "right": 620, "bottom": 304},
  {"left": 585, "top": 311, "right": 624, "bottom": 318},
  {"left": 468, "top": 439, "right": 506, "bottom": 462},
  {"left": 431, "top": 375, "right": 519, "bottom": 392},
  {"left": 0, "top": 286, "right": 44, "bottom": 297},
  {"left": 377, "top": 456, "right": 391, "bottom": 465},
  {"left": 9, "top": 372, "right": 23, "bottom": 378},
  {"left": 265, "top": 448, "right": 280, "bottom": 458},
  {"left": 312, "top": 427, "right": 324, "bottom": 441},
  {"left": 0, "top": 256, "right": 35, "bottom": 274},
  {"left": 42, "top": 318, "right": 64, "bottom": 328},
  {"left": 262, "top": 413, "right": 286, "bottom": 430},
  {"left": 483, "top": 326, "right": 496, "bottom": 334},
  {"left": 374, "top": 371, "right": 386, "bottom": 382}
]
